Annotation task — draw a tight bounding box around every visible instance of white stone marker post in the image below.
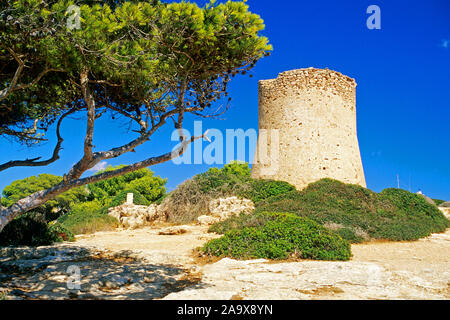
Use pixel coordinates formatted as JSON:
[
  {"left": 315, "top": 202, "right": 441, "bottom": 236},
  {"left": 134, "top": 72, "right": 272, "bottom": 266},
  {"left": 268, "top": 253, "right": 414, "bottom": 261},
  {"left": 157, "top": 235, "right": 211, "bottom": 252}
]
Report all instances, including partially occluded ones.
[{"left": 126, "top": 193, "right": 134, "bottom": 205}]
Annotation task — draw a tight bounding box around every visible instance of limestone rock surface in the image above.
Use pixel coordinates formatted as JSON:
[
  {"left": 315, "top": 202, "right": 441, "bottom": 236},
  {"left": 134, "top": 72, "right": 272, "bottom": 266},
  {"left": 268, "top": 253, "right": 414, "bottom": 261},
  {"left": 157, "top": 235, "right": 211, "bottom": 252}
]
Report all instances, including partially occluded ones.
[
  {"left": 108, "top": 204, "right": 160, "bottom": 229},
  {"left": 208, "top": 197, "right": 254, "bottom": 220}
]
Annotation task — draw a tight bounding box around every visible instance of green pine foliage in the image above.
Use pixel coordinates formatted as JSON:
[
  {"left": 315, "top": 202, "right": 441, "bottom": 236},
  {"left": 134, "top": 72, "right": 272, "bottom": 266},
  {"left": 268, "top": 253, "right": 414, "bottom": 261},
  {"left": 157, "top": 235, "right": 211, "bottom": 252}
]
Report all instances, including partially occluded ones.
[
  {"left": 87, "top": 165, "right": 166, "bottom": 203},
  {"left": 108, "top": 189, "right": 150, "bottom": 208},
  {"left": 1, "top": 0, "right": 271, "bottom": 236},
  {"left": 1, "top": 0, "right": 271, "bottom": 144}
]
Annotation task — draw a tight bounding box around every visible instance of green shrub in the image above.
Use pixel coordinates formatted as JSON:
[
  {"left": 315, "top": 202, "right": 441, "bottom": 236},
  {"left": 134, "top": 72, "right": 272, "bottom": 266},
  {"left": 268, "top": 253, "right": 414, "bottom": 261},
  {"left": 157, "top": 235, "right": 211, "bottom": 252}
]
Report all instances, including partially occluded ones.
[
  {"left": 254, "top": 179, "right": 449, "bottom": 242},
  {"left": 244, "top": 179, "right": 295, "bottom": 203},
  {"left": 222, "top": 161, "right": 252, "bottom": 177},
  {"left": 57, "top": 200, "right": 119, "bottom": 235},
  {"left": 335, "top": 227, "right": 365, "bottom": 243},
  {"left": 210, "top": 211, "right": 369, "bottom": 244},
  {"left": 46, "top": 223, "right": 75, "bottom": 242},
  {"left": 202, "top": 212, "right": 351, "bottom": 261},
  {"left": 379, "top": 189, "right": 446, "bottom": 221},
  {"left": 374, "top": 188, "right": 449, "bottom": 240},
  {"left": 0, "top": 212, "right": 74, "bottom": 246},
  {"left": 194, "top": 162, "right": 250, "bottom": 194},
  {"left": 192, "top": 162, "right": 294, "bottom": 202},
  {"left": 209, "top": 211, "right": 274, "bottom": 234}
]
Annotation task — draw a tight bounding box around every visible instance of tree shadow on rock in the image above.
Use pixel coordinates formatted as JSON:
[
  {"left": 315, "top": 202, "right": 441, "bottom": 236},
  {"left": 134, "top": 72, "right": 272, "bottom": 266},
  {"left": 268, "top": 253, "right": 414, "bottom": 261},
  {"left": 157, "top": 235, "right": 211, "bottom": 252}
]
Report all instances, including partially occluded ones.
[{"left": 0, "top": 245, "right": 204, "bottom": 300}]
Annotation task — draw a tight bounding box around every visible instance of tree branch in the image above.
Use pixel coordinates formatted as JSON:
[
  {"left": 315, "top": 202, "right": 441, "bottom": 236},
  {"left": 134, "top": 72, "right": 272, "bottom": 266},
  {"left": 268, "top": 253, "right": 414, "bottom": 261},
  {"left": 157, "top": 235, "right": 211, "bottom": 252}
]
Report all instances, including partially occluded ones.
[
  {"left": 64, "top": 70, "right": 96, "bottom": 181},
  {"left": 63, "top": 84, "right": 197, "bottom": 184},
  {"left": 0, "top": 48, "right": 24, "bottom": 102},
  {"left": 0, "top": 108, "right": 76, "bottom": 172},
  {"left": 0, "top": 47, "right": 64, "bottom": 102},
  {"left": 87, "top": 107, "right": 184, "bottom": 165},
  {"left": 13, "top": 68, "right": 64, "bottom": 91},
  {"left": 104, "top": 101, "right": 147, "bottom": 131},
  {"left": 81, "top": 70, "right": 95, "bottom": 158},
  {"left": 0, "top": 126, "right": 48, "bottom": 143},
  {"left": 0, "top": 132, "right": 209, "bottom": 232}
]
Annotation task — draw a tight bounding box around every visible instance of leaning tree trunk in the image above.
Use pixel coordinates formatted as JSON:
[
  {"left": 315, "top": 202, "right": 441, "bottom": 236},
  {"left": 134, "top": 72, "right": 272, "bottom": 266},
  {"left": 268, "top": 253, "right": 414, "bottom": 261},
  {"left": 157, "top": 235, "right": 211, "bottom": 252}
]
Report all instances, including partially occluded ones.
[{"left": 0, "top": 133, "right": 206, "bottom": 233}]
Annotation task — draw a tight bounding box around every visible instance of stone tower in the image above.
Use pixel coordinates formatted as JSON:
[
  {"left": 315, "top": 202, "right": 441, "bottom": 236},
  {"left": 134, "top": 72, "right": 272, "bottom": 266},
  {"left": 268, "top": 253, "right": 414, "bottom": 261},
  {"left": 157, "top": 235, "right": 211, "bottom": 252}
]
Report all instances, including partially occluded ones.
[{"left": 251, "top": 67, "right": 366, "bottom": 190}]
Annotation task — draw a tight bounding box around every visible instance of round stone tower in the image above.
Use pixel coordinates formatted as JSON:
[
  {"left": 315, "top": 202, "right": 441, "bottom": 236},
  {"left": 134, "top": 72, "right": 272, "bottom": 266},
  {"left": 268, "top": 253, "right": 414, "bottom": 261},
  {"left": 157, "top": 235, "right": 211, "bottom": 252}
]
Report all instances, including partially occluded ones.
[{"left": 251, "top": 67, "right": 366, "bottom": 190}]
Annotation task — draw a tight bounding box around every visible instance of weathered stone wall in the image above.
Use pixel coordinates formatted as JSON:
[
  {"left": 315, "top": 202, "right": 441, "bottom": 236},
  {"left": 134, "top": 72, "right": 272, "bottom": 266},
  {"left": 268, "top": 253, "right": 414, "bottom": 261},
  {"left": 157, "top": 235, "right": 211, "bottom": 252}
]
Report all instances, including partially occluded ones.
[{"left": 251, "top": 67, "right": 366, "bottom": 190}]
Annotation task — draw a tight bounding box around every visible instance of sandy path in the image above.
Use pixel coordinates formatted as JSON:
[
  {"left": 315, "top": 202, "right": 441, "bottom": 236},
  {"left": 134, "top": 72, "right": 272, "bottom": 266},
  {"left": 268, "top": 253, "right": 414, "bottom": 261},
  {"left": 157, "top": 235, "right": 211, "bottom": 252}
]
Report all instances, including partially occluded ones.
[
  {"left": 74, "top": 224, "right": 221, "bottom": 266},
  {"left": 71, "top": 225, "right": 450, "bottom": 300},
  {"left": 352, "top": 230, "right": 450, "bottom": 274},
  {"left": 3, "top": 224, "right": 448, "bottom": 300}
]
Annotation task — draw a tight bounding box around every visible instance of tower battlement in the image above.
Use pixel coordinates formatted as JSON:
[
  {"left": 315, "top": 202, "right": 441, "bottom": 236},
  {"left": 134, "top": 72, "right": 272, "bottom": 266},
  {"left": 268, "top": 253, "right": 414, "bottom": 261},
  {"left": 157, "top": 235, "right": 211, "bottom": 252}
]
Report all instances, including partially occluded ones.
[{"left": 259, "top": 67, "right": 357, "bottom": 107}]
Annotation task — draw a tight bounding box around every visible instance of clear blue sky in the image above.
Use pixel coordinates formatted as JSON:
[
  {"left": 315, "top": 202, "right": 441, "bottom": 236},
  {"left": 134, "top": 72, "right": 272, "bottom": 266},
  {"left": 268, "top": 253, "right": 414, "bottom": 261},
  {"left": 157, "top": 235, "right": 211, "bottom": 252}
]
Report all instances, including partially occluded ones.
[{"left": 1, "top": 0, "right": 449, "bottom": 200}]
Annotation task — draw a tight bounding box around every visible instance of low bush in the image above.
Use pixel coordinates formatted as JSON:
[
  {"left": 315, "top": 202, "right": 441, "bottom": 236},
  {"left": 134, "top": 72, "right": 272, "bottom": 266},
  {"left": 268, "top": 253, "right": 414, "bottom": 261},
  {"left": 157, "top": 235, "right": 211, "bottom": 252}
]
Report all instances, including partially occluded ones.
[
  {"left": 251, "top": 179, "right": 449, "bottom": 242},
  {"left": 245, "top": 179, "right": 296, "bottom": 203},
  {"left": 335, "top": 227, "right": 365, "bottom": 243},
  {"left": 162, "top": 177, "right": 214, "bottom": 224},
  {"left": 209, "top": 211, "right": 275, "bottom": 234},
  {"left": 0, "top": 212, "right": 74, "bottom": 246},
  {"left": 202, "top": 212, "right": 351, "bottom": 261}
]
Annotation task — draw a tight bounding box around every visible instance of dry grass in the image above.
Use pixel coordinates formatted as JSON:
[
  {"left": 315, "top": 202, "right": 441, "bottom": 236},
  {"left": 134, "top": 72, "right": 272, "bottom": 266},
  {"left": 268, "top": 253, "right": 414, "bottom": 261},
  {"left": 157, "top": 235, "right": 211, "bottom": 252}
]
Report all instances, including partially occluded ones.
[
  {"left": 65, "top": 218, "right": 119, "bottom": 235},
  {"left": 159, "top": 178, "right": 229, "bottom": 224}
]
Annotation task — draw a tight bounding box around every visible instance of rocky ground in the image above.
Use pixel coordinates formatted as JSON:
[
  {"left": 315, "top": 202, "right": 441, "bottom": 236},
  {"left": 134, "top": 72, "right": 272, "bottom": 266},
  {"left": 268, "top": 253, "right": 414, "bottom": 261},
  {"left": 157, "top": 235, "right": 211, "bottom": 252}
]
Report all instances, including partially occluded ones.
[{"left": 0, "top": 224, "right": 449, "bottom": 300}]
